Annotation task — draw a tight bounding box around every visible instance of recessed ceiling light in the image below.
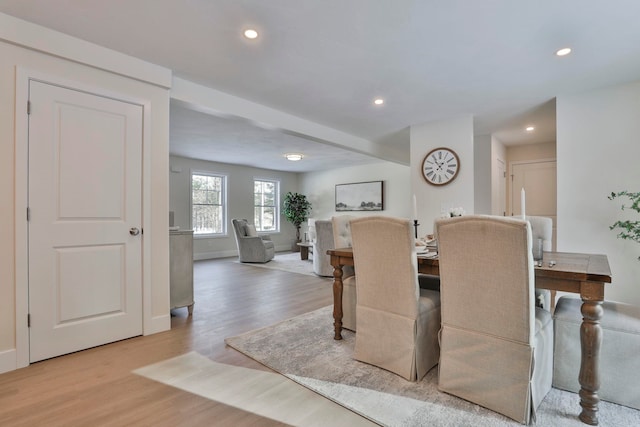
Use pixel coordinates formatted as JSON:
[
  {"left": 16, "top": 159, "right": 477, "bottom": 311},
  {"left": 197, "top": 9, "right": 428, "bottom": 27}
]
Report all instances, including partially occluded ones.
[
  {"left": 373, "top": 98, "right": 384, "bottom": 106},
  {"left": 526, "top": 126, "right": 535, "bottom": 132},
  {"left": 556, "top": 47, "right": 572, "bottom": 56},
  {"left": 244, "top": 29, "right": 258, "bottom": 39},
  {"left": 284, "top": 153, "right": 303, "bottom": 161}
]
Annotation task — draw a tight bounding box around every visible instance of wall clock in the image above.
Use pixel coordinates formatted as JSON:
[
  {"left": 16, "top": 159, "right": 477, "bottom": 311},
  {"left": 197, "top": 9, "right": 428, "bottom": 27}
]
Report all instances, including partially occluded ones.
[{"left": 421, "top": 147, "right": 460, "bottom": 186}]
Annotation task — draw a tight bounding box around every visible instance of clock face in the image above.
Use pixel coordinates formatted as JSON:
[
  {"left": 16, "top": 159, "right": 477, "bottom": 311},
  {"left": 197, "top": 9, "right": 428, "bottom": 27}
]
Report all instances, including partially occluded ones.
[{"left": 421, "top": 148, "right": 460, "bottom": 186}]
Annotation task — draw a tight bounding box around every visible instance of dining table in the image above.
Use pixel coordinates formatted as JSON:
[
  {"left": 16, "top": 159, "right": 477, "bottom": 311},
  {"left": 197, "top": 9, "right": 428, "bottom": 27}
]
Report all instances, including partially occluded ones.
[{"left": 327, "top": 247, "right": 612, "bottom": 426}]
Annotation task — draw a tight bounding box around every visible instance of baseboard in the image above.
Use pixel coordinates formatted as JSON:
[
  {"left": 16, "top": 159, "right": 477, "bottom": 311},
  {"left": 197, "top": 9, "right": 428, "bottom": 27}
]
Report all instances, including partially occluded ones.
[
  {"left": 195, "top": 245, "right": 292, "bottom": 261},
  {"left": 144, "top": 314, "right": 171, "bottom": 335},
  {"left": 194, "top": 249, "right": 237, "bottom": 260},
  {"left": 0, "top": 348, "right": 17, "bottom": 374}
]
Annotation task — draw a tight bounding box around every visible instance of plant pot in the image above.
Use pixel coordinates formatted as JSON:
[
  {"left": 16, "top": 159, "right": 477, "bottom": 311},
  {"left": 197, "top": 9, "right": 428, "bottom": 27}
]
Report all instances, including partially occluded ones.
[{"left": 292, "top": 240, "right": 301, "bottom": 252}]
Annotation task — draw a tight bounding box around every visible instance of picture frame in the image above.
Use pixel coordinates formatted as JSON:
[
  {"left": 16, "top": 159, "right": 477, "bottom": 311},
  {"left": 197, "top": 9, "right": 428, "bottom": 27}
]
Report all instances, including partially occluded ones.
[{"left": 335, "top": 181, "right": 384, "bottom": 211}]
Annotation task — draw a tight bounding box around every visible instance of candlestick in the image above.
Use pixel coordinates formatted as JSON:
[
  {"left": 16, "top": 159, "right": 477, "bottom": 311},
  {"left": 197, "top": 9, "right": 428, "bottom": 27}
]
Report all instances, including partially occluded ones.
[{"left": 413, "top": 219, "right": 420, "bottom": 239}]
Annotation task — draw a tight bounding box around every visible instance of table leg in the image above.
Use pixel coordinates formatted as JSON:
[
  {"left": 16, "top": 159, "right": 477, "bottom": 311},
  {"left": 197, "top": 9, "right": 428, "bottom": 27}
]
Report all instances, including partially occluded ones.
[
  {"left": 578, "top": 291, "right": 604, "bottom": 425},
  {"left": 332, "top": 264, "right": 344, "bottom": 340},
  {"left": 299, "top": 245, "right": 308, "bottom": 260}
]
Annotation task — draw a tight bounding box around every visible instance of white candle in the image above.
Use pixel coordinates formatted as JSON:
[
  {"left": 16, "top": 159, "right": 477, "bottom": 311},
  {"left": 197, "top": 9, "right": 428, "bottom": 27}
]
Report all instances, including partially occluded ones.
[
  {"left": 521, "top": 188, "right": 526, "bottom": 219},
  {"left": 412, "top": 194, "right": 418, "bottom": 220}
]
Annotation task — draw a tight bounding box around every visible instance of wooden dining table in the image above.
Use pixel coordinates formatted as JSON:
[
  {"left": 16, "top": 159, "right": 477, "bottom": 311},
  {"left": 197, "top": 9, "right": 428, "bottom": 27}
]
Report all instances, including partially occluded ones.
[{"left": 327, "top": 247, "right": 612, "bottom": 426}]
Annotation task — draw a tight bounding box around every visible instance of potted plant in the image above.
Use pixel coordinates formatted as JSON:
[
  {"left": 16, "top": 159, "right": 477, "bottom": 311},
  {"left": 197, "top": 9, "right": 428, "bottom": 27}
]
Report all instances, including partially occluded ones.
[
  {"left": 609, "top": 190, "right": 640, "bottom": 260},
  {"left": 283, "top": 192, "right": 312, "bottom": 251}
]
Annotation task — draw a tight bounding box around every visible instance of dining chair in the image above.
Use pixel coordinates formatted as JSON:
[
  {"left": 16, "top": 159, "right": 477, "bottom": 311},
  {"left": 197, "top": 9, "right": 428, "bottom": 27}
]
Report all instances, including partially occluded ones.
[
  {"left": 435, "top": 215, "right": 553, "bottom": 424},
  {"left": 526, "top": 215, "right": 554, "bottom": 310},
  {"left": 350, "top": 216, "right": 441, "bottom": 381},
  {"left": 331, "top": 215, "right": 357, "bottom": 331}
]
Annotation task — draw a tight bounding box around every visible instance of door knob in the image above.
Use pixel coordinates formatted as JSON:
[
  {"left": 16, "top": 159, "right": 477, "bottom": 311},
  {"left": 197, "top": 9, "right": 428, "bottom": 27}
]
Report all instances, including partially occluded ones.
[{"left": 129, "top": 227, "right": 140, "bottom": 236}]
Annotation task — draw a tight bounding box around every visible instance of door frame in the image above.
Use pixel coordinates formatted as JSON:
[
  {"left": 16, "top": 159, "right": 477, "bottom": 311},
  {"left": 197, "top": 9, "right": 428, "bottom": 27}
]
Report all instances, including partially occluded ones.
[{"left": 14, "top": 67, "right": 153, "bottom": 368}]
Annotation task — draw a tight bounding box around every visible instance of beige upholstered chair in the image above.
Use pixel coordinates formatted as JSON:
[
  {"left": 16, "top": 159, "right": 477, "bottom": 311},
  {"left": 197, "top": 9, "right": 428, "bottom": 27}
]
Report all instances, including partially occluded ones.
[
  {"left": 435, "top": 215, "right": 553, "bottom": 424},
  {"left": 331, "top": 215, "right": 357, "bottom": 331},
  {"left": 312, "top": 220, "right": 334, "bottom": 277},
  {"left": 231, "top": 218, "right": 275, "bottom": 263},
  {"left": 526, "top": 215, "right": 553, "bottom": 310},
  {"left": 350, "top": 216, "right": 441, "bottom": 381}
]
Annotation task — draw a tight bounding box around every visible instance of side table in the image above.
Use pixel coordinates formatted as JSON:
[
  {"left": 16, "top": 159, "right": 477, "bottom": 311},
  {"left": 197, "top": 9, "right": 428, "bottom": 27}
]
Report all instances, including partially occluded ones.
[{"left": 296, "top": 242, "right": 313, "bottom": 260}]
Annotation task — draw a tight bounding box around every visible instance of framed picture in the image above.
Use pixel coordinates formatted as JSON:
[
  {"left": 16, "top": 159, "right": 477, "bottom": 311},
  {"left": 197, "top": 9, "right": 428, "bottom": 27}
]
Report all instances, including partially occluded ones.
[{"left": 335, "top": 181, "right": 384, "bottom": 211}]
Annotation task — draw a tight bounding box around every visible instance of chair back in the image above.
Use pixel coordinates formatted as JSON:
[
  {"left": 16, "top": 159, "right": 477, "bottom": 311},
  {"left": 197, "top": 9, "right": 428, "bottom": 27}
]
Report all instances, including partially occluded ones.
[
  {"left": 231, "top": 218, "right": 248, "bottom": 239},
  {"left": 350, "top": 216, "right": 419, "bottom": 318},
  {"left": 313, "top": 220, "right": 335, "bottom": 276},
  {"left": 526, "top": 215, "right": 553, "bottom": 251},
  {"left": 435, "top": 215, "right": 535, "bottom": 344},
  {"left": 331, "top": 215, "right": 356, "bottom": 248}
]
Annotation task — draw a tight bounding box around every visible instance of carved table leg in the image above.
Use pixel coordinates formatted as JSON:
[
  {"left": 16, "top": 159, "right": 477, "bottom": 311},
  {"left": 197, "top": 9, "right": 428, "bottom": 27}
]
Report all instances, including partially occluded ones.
[
  {"left": 332, "top": 264, "right": 344, "bottom": 340},
  {"left": 579, "top": 297, "right": 604, "bottom": 425}
]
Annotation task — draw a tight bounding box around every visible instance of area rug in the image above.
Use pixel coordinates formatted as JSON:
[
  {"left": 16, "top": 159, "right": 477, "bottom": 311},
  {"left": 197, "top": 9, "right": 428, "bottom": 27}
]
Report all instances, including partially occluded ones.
[
  {"left": 133, "top": 352, "right": 374, "bottom": 426},
  {"left": 225, "top": 306, "right": 640, "bottom": 427},
  {"left": 235, "top": 251, "right": 330, "bottom": 278}
]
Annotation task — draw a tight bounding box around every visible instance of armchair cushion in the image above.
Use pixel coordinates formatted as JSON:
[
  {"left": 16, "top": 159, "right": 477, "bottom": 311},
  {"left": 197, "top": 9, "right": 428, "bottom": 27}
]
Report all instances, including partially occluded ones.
[{"left": 244, "top": 223, "right": 258, "bottom": 237}]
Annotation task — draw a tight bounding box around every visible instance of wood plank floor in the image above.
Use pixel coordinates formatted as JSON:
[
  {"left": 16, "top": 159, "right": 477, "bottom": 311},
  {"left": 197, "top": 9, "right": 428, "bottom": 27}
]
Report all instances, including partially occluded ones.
[{"left": 0, "top": 256, "right": 370, "bottom": 426}]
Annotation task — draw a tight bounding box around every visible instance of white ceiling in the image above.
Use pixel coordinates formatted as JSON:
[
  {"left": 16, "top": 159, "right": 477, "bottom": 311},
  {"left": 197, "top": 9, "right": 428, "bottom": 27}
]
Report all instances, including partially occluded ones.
[{"left": 2, "top": 1, "right": 639, "bottom": 171}]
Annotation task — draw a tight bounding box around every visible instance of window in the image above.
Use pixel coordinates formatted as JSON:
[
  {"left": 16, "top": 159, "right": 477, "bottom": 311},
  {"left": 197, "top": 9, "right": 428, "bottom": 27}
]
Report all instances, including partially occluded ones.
[
  {"left": 254, "top": 179, "right": 279, "bottom": 232},
  {"left": 191, "top": 172, "right": 226, "bottom": 235}
]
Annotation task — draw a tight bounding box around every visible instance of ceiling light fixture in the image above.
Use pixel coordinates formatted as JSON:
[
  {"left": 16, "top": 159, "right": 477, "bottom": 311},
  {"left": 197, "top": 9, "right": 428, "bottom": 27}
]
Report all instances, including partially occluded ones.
[
  {"left": 526, "top": 126, "right": 535, "bottom": 132},
  {"left": 556, "top": 47, "right": 572, "bottom": 56},
  {"left": 244, "top": 29, "right": 258, "bottom": 39},
  {"left": 284, "top": 153, "right": 303, "bottom": 161},
  {"left": 373, "top": 98, "right": 384, "bottom": 106}
]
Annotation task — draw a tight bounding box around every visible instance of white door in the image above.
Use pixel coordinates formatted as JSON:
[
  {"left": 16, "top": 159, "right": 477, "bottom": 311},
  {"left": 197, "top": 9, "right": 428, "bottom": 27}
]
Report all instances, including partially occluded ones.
[
  {"left": 511, "top": 160, "right": 557, "bottom": 249},
  {"left": 28, "top": 80, "right": 143, "bottom": 362}
]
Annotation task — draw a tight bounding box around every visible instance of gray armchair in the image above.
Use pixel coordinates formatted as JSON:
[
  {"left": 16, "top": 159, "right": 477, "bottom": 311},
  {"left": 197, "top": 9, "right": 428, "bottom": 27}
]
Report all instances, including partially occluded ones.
[
  {"left": 312, "top": 220, "right": 334, "bottom": 277},
  {"left": 231, "top": 219, "right": 275, "bottom": 263}
]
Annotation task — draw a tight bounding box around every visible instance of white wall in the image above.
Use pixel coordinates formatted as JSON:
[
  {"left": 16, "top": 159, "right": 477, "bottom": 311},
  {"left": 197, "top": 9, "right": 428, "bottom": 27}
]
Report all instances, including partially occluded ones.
[
  {"left": 170, "top": 156, "right": 300, "bottom": 259},
  {"left": 0, "top": 15, "right": 170, "bottom": 373},
  {"left": 410, "top": 116, "right": 475, "bottom": 234},
  {"left": 474, "top": 134, "right": 492, "bottom": 214},
  {"left": 557, "top": 80, "right": 640, "bottom": 305},
  {"left": 299, "top": 161, "right": 411, "bottom": 229}
]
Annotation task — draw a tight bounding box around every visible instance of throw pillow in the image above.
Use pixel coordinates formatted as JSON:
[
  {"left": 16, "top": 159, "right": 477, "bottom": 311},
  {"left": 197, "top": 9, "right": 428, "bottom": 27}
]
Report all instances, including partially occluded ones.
[{"left": 244, "top": 224, "right": 258, "bottom": 237}]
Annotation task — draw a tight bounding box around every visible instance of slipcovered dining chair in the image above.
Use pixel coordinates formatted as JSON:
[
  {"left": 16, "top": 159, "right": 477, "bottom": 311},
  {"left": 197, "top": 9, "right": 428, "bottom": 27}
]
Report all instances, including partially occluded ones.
[
  {"left": 526, "top": 215, "right": 554, "bottom": 310},
  {"left": 435, "top": 215, "right": 553, "bottom": 424},
  {"left": 332, "top": 215, "right": 357, "bottom": 331},
  {"left": 231, "top": 218, "right": 275, "bottom": 263},
  {"left": 350, "top": 216, "right": 441, "bottom": 381}
]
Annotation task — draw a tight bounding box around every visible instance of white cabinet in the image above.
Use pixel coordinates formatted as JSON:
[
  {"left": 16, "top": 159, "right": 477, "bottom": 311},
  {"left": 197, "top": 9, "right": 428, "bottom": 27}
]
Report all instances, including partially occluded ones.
[{"left": 169, "top": 230, "right": 194, "bottom": 314}]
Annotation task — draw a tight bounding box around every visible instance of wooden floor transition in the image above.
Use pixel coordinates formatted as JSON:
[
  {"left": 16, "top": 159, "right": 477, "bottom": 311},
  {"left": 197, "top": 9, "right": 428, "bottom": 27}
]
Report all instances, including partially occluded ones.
[{"left": 0, "top": 255, "right": 371, "bottom": 427}]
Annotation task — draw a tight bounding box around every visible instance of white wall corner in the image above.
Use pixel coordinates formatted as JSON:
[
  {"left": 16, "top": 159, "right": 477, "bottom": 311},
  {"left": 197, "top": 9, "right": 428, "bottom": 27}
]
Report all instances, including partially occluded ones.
[
  {"left": 0, "top": 348, "right": 17, "bottom": 374},
  {"left": 145, "top": 315, "right": 171, "bottom": 335}
]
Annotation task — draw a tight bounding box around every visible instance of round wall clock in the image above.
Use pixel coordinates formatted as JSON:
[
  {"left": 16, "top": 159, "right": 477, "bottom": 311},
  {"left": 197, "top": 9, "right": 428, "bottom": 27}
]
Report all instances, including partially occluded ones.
[{"left": 421, "top": 147, "right": 460, "bottom": 186}]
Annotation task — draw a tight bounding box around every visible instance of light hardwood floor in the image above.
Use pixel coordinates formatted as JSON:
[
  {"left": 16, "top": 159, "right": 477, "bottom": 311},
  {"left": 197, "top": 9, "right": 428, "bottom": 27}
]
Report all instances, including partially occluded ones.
[{"left": 0, "top": 256, "right": 368, "bottom": 426}]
